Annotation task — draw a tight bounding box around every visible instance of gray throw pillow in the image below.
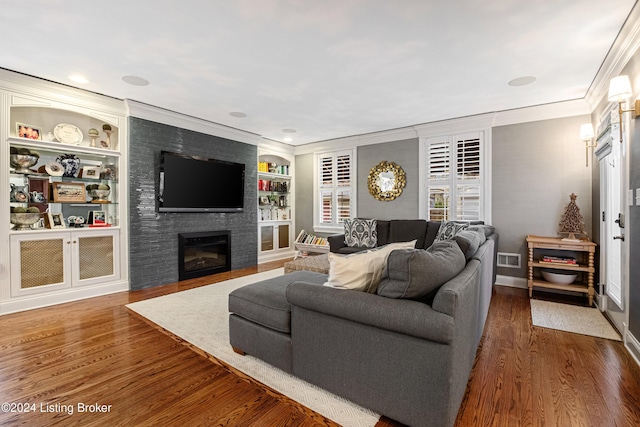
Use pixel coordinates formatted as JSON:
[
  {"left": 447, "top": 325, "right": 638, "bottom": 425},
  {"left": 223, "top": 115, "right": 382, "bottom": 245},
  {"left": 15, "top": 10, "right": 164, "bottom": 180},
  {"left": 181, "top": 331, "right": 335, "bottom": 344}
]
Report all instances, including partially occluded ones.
[
  {"left": 454, "top": 229, "right": 484, "bottom": 261},
  {"left": 435, "top": 221, "right": 469, "bottom": 241},
  {"left": 344, "top": 218, "right": 377, "bottom": 248},
  {"left": 376, "top": 241, "right": 466, "bottom": 300}
]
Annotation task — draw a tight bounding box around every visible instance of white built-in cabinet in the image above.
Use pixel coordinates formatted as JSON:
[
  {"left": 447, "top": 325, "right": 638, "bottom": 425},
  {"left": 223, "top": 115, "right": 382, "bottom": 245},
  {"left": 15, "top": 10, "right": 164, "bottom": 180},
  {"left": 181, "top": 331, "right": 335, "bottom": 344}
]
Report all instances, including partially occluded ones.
[
  {"left": 0, "top": 70, "right": 129, "bottom": 314},
  {"left": 257, "top": 148, "right": 295, "bottom": 263},
  {"left": 10, "top": 229, "right": 120, "bottom": 297}
]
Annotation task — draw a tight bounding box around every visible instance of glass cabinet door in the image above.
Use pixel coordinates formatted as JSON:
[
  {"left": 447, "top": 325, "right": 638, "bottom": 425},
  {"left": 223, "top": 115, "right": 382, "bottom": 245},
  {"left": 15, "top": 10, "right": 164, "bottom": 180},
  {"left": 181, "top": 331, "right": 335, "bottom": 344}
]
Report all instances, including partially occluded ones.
[
  {"left": 261, "top": 225, "right": 274, "bottom": 251},
  {"left": 278, "top": 224, "right": 290, "bottom": 249}
]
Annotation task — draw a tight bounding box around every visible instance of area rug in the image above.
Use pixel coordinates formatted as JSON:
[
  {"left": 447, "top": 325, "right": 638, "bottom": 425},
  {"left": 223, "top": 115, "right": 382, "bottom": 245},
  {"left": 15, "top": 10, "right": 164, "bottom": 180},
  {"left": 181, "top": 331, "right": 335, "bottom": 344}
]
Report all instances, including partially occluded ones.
[
  {"left": 126, "top": 268, "right": 379, "bottom": 427},
  {"left": 530, "top": 299, "right": 621, "bottom": 341}
]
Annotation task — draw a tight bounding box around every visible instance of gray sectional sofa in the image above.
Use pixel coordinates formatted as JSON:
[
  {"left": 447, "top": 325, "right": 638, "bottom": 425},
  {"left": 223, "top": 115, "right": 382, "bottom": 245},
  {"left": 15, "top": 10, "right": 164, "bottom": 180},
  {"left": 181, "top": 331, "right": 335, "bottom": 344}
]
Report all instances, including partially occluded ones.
[{"left": 228, "top": 219, "right": 498, "bottom": 427}]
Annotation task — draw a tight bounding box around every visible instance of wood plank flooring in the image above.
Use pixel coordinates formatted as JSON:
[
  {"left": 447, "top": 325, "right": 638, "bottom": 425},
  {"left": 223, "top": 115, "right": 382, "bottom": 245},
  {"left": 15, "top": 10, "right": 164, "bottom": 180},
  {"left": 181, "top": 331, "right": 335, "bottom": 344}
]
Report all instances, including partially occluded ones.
[{"left": 1, "top": 262, "right": 639, "bottom": 426}]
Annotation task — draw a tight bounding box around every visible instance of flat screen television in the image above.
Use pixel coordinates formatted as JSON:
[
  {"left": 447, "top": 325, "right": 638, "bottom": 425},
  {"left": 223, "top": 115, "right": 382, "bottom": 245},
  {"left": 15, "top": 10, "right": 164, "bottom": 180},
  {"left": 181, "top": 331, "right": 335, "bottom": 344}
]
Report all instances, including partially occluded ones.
[{"left": 158, "top": 151, "right": 245, "bottom": 212}]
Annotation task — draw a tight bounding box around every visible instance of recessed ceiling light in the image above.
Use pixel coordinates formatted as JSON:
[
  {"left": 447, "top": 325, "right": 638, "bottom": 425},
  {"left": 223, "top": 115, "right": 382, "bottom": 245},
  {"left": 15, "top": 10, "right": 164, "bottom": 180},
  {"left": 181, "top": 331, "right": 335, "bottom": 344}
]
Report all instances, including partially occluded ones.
[
  {"left": 121, "top": 75, "right": 150, "bottom": 86},
  {"left": 282, "top": 128, "right": 297, "bottom": 133},
  {"left": 230, "top": 112, "right": 247, "bottom": 118},
  {"left": 69, "top": 74, "right": 89, "bottom": 84},
  {"left": 508, "top": 76, "right": 536, "bottom": 87},
  {"left": 283, "top": 137, "right": 293, "bottom": 143}
]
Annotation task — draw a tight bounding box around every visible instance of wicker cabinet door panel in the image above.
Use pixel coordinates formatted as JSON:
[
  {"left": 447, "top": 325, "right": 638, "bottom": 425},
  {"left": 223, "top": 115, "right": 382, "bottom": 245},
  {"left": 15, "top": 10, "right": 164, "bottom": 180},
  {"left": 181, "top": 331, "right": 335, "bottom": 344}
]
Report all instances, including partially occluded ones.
[
  {"left": 78, "top": 236, "right": 114, "bottom": 280},
  {"left": 19, "top": 238, "right": 65, "bottom": 289}
]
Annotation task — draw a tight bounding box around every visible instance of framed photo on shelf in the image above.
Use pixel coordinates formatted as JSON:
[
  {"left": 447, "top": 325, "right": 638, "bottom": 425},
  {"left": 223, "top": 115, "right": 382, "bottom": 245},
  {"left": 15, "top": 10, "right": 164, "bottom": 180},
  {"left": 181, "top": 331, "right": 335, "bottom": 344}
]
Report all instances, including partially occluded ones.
[
  {"left": 16, "top": 122, "right": 42, "bottom": 140},
  {"left": 88, "top": 210, "right": 107, "bottom": 226},
  {"left": 51, "top": 182, "right": 87, "bottom": 203},
  {"left": 80, "top": 166, "right": 101, "bottom": 179},
  {"left": 45, "top": 212, "right": 65, "bottom": 229}
]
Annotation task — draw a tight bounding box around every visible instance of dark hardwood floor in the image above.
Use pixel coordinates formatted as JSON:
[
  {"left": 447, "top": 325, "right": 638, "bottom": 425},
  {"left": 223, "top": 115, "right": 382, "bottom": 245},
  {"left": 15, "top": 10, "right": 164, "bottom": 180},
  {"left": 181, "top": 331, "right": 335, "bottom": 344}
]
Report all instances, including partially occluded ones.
[{"left": 1, "top": 262, "right": 639, "bottom": 426}]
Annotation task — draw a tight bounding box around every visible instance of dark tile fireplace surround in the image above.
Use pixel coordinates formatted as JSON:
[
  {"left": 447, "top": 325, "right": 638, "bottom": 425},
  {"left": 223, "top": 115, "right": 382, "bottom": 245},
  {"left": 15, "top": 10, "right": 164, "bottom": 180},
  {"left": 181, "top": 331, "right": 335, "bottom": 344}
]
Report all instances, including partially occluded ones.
[{"left": 128, "top": 116, "right": 257, "bottom": 290}]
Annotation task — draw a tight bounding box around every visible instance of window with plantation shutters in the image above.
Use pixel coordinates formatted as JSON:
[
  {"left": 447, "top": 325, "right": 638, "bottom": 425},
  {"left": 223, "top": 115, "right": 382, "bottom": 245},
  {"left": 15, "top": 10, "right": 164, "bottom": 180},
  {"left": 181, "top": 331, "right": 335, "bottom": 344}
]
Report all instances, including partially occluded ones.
[
  {"left": 426, "top": 132, "right": 483, "bottom": 222},
  {"left": 316, "top": 150, "right": 355, "bottom": 230}
]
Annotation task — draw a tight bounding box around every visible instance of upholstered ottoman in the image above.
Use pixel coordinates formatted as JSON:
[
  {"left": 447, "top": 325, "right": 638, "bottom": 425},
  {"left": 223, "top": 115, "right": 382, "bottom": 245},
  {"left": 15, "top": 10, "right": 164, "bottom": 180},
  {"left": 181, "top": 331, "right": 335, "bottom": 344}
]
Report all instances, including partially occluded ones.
[
  {"left": 228, "top": 270, "right": 327, "bottom": 373},
  {"left": 283, "top": 253, "right": 330, "bottom": 274}
]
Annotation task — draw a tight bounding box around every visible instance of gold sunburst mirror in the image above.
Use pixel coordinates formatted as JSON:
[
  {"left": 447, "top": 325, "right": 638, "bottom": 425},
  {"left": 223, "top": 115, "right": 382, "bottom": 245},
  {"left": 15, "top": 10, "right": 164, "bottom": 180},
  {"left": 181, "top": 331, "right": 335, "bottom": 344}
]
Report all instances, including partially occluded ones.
[{"left": 367, "top": 161, "right": 406, "bottom": 201}]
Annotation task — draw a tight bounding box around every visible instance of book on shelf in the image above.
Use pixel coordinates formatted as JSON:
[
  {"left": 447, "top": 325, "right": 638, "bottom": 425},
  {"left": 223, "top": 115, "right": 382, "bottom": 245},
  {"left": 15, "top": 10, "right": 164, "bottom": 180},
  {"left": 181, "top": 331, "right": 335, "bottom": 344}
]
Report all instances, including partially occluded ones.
[
  {"left": 540, "top": 255, "right": 578, "bottom": 265},
  {"left": 295, "top": 229, "right": 328, "bottom": 246},
  {"left": 258, "top": 162, "right": 289, "bottom": 175}
]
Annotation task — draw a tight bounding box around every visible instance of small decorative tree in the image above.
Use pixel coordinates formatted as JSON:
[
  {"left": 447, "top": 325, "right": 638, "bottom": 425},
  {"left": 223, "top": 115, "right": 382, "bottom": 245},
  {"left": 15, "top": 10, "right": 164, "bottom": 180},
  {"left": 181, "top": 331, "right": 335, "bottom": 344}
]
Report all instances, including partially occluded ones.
[{"left": 558, "top": 193, "right": 587, "bottom": 241}]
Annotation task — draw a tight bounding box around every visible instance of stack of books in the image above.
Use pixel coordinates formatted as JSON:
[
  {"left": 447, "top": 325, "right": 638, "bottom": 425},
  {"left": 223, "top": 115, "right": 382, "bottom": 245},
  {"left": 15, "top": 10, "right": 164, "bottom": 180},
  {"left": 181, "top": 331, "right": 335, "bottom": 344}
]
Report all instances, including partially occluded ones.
[
  {"left": 539, "top": 255, "right": 578, "bottom": 266},
  {"left": 295, "top": 230, "right": 328, "bottom": 246}
]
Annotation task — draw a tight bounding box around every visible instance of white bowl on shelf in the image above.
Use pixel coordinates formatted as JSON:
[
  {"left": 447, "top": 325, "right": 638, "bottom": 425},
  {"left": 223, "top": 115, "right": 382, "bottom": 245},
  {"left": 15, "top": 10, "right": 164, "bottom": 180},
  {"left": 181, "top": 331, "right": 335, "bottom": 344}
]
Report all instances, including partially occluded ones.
[{"left": 541, "top": 269, "right": 577, "bottom": 285}]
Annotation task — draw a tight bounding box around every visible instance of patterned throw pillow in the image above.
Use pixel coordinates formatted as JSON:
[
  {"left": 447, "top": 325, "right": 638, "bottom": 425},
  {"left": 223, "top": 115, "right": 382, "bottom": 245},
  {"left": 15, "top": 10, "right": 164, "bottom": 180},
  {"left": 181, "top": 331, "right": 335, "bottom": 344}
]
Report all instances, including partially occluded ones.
[
  {"left": 435, "top": 221, "right": 469, "bottom": 241},
  {"left": 344, "top": 218, "right": 377, "bottom": 248}
]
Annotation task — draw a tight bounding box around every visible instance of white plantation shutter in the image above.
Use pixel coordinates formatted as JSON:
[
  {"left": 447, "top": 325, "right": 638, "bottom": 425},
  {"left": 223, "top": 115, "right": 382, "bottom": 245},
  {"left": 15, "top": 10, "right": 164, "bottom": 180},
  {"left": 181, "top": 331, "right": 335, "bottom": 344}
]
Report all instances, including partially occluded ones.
[
  {"left": 456, "top": 136, "right": 481, "bottom": 220},
  {"left": 426, "top": 133, "right": 483, "bottom": 221},
  {"left": 321, "top": 155, "right": 333, "bottom": 185},
  {"left": 427, "top": 137, "right": 452, "bottom": 221},
  {"left": 317, "top": 151, "right": 354, "bottom": 228}
]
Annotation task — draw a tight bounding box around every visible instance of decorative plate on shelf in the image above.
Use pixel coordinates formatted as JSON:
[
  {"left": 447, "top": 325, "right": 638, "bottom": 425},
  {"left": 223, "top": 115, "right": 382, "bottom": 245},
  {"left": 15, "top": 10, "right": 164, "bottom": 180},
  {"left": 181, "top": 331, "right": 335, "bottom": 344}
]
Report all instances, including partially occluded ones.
[
  {"left": 44, "top": 162, "right": 65, "bottom": 176},
  {"left": 53, "top": 123, "right": 83, "bottom": 145}
]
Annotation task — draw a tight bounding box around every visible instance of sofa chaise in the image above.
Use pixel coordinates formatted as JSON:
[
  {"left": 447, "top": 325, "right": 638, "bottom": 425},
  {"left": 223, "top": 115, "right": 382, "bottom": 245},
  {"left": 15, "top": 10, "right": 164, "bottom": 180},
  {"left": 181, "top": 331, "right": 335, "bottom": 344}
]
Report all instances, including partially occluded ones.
[{"left": 228, "top": 219, "right": 498, "bottom": 427}]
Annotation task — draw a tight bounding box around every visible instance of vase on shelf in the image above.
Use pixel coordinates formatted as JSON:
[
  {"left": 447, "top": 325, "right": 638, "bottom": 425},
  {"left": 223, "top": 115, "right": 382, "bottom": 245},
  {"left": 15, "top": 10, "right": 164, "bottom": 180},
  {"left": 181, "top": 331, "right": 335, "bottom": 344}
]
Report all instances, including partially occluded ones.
[{"left": 56, "top": 154, "right": 80, "bottom": 177}]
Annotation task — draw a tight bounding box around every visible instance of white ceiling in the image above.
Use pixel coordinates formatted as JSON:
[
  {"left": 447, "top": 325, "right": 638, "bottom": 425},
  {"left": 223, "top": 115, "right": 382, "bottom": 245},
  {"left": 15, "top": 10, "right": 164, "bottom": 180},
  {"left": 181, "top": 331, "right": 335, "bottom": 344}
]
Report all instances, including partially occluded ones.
[{"left": 0, "top": 0, "right": 636, "bottom": 145}]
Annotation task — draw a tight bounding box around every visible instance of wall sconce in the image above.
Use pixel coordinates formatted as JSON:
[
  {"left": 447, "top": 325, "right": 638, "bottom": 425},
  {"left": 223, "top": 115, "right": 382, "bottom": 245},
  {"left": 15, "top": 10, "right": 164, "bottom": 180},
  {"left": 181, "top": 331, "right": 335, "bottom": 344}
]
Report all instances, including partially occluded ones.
[
  {"left": 608, "top": 75, "right": 640, "bottom": 143},
  {"left": 580, "top": 123, "right": 596, "bottom": 167}
]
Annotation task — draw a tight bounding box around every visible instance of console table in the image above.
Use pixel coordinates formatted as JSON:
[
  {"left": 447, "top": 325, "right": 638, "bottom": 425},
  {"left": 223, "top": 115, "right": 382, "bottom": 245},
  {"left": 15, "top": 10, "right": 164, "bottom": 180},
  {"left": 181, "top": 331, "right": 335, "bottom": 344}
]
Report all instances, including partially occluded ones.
[{"left": 526, "top": 235, "right": 597, "bottom": 306}]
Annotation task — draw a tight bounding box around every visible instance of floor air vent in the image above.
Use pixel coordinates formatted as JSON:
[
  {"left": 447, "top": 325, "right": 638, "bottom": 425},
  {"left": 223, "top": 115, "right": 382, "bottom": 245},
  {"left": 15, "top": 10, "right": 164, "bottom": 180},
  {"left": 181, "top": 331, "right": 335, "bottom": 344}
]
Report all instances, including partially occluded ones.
[{"left": 497, "top": 252, "right": 521, "bottom": 268}]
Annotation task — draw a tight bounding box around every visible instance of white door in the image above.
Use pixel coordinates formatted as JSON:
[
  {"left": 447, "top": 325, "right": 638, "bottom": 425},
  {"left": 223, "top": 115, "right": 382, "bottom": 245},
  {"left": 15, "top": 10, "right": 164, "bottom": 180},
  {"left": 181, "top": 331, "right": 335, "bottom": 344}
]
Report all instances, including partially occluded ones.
[{"left": 597, "top": 120, "right": 626, "bottom": 334}]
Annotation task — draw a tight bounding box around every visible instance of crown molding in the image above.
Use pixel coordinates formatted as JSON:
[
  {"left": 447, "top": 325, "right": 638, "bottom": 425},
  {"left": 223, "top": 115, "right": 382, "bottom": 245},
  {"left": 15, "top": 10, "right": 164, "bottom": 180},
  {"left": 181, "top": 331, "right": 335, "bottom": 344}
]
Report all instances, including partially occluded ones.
[
  {"left": 586, "top": 1, "right": 640, "bottom": 110},
  {"left": 0, "top": 68, "right": 124, "bottom": 115},
  {"left": 413, "top": 113, "right": 495, "bottom": 138},
  {"left": 125, "top": 99, "right": 262, "bottom": 146},
  {"left": 491, "top": 99, "right": 590, "bottom": 128},
  {"left": 294, "top": 126, "right": 418, "bottom": 155},
  {"left": 258, "top": 138, "right": 295, "bottom": 155},
  {"left": 294, "top": 100, "right": 589, "bottom": 155}
]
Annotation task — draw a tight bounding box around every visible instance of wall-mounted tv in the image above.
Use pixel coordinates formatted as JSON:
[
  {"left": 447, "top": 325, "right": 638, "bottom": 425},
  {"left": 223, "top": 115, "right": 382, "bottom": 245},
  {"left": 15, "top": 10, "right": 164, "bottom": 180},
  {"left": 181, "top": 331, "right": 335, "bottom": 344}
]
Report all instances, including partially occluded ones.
[{"left": 158, "top": 151, "right": 245, "bottom": 213}]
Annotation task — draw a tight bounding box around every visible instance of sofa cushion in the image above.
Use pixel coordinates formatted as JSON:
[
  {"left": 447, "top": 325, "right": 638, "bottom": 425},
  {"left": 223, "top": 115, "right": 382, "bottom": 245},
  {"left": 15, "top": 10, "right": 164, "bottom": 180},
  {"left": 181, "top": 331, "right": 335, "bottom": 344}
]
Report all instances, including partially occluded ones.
[
  {"left": 424, "top": 221, "right": 442, "bottom": 249},
  {"left": 324, "top": 240, "right": 416, "bottom": 292},
  {"left": 435, "top": 220, "right": 469, "bottom": 241},
  {"left": 468, "top": 224, "right": 495, "bottom": 238},
  {"left": 228, "top": 271, "right": 327, "bottom": 333},
  {"left": 454, "top": 229, "right": 485, "bottom": 261},
  {"left": 377, "top": 241, "right": 466, "bottom": 300},
  {"left": 376, "top": 220, "right": 391, "bottom": 246},
  {"left": 344, "top": 218, "right": 377, "bottom": 248},
  {"left": 388, "top": 219, "right": 427, "bottom": 248}
]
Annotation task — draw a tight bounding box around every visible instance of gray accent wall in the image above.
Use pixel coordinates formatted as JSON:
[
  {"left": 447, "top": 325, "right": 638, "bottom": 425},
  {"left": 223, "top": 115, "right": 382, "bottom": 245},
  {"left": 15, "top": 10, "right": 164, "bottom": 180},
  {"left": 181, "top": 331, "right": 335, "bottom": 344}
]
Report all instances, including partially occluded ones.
[
  {"left": 128, "top": 117, "right": 257, "bottom": 290},
  {"left": 492, "top": 115, "right": 592, "bottom": 279},
  {"left": 357, "top": 138, "right": 419, "bottom": 219},
  {"left": 294, "top": 138, "right": 419, "bottom": 238}
]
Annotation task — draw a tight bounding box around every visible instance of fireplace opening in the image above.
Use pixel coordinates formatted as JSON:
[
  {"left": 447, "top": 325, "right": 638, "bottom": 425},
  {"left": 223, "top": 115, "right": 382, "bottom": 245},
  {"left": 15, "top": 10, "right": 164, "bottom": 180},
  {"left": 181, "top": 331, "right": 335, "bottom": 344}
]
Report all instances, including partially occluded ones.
[{"left": 178, "top": 230, "right": 231, "bottom": 281}]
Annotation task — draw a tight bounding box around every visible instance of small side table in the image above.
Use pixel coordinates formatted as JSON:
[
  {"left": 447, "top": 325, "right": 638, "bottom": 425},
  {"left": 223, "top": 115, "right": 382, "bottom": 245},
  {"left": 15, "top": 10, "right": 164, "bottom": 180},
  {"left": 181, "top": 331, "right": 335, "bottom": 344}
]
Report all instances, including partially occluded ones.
[{"left": 526, "top": 235, "right": 597, "bottom": 306}]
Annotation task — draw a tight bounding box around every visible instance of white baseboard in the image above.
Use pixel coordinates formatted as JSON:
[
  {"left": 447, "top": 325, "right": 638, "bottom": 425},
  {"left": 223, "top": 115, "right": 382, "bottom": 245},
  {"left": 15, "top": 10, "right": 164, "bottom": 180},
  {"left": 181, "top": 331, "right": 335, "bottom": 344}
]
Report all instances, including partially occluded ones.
[
  {"left": 626, "top": 330, "right": 640, "bottom": 368},
  {"left": 258, "top": 249, "right": 295, "bottom": 264},
  {"left": 495, "top": 275, "right": 527, "bottom": 289},
  {"left": 0, "top": 281, "right": 128, "bottom": 315}
]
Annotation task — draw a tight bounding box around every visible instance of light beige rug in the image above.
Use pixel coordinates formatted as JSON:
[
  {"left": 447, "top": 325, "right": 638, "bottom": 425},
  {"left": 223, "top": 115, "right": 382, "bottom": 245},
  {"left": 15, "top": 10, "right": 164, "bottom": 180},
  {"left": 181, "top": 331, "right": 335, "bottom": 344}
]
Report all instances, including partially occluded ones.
[
  {"left": 530, "top": 299, "right": 621, "bottom": 341},
  {"left": 126, "top": 268, "right": 379, "bottom": 427}
]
